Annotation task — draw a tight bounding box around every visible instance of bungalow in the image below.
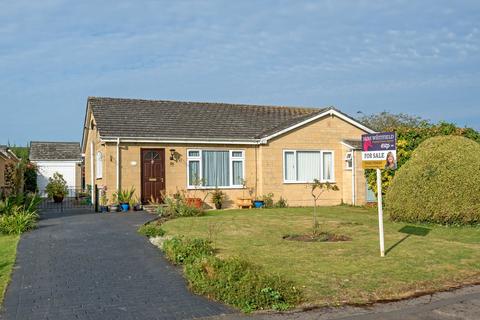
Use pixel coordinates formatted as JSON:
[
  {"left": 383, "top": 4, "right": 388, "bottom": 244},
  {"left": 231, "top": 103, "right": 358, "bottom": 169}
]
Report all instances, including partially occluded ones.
[
  {"left": 0, "top": 145, "right": 20, "bottom": 195},
  {"left": 82, "top": 97, "right": 374, "bottom": 208}
]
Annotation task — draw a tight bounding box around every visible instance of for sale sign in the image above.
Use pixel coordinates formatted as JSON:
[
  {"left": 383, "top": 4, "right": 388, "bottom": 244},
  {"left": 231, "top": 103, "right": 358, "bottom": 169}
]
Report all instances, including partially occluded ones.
[{"left": 361, "top": 132, "right": 397, "bottom": 170}]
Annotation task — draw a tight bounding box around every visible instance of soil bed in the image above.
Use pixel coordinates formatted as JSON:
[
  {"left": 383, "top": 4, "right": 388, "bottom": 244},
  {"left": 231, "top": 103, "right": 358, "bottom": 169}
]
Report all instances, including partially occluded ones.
[{"left": 283, "top": 232, "right": 352, "bottom": 242}]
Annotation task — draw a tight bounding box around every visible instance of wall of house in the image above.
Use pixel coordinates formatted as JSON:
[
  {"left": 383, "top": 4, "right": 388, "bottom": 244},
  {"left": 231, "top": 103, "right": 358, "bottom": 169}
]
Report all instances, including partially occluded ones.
[
  {"left": 258, "top": 115, "right": 367, "bottom": 207},
  {"left": 341, "top": 144, "right": 354, "bottom": 204},
  {"left": 84, "top": 112, "right": 368, "bottom": 208},
  {"left": 101, "top": 143, "right": 259, "bottom": 208},
  {"left": 0, "top": 157, "right": 5, "bottom": 188},
  {"left": 353, "top": 150, "right": 367, "bottom": 204},
  {"left": 84, "top": 114, "right": 106, "bottom": 200},
  {"left": 0, "top": 156, "right": 19, "bottom": 192}
]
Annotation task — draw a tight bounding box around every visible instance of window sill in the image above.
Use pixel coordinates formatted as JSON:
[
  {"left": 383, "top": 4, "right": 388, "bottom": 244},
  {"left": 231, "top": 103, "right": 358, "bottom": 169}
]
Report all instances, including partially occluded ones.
[
  {"left": 283, "top": 181, "right": 336, "bottom": 184},
  {"left": 186, "top": 186, "right": 246, "bottom": 190}
]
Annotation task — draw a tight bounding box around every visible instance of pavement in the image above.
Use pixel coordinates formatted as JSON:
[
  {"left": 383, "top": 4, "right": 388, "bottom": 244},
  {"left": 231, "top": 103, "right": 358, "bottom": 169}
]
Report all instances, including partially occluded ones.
[
  {"left": 0, "top": 209, "right": 232, "bottom": 320},
  {"left": 202, "top": 285, "right": 480, "bottom": 320},
  {"left": 1, "top": 208, "right": 479, "bottom": 320}
]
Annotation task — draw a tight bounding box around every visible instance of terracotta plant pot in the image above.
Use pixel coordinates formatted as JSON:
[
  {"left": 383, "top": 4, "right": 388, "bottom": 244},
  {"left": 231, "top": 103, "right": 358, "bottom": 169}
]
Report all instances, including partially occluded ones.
[
  {"left": 53, "top": 195, "right": 64, "bottom": 203},
  {"left": 186, "top": 198, "right": 203, "bottom": 209}
]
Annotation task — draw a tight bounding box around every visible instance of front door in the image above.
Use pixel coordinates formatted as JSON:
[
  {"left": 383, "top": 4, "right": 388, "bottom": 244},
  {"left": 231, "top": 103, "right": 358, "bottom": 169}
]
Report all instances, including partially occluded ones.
[{"left": 141, "top": 149, "right": 165, "bottom": 204}]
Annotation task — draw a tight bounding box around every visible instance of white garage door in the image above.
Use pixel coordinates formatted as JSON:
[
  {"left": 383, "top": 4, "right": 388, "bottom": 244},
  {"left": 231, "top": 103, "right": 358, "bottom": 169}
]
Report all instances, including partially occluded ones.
[{"left": 36, "top": 161, "right": 79, "bottom": 196}]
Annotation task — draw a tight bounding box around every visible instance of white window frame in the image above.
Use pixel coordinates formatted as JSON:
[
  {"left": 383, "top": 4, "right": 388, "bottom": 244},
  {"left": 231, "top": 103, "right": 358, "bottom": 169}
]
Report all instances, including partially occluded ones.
[
  {"left": 95, "top": 151, "right": 103, "bottom": 179},
  {"left": 187, "top": 149, "right": 245, "bottom": 189},
  {"left": 345, "top": 151, "right": 353, "bottom": 170},
  {"left": 283, "top": 149, "right": 335, "bottom": 183}
]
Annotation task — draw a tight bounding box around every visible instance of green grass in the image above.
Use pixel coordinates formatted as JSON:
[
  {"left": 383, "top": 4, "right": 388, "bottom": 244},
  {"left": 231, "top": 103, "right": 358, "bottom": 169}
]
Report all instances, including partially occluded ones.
[
  {"left": 0, "top": 235, "right": 19, "bottom": 303},
  {"left": 162, "top": 206, "right": 480, "bottom": 307}
]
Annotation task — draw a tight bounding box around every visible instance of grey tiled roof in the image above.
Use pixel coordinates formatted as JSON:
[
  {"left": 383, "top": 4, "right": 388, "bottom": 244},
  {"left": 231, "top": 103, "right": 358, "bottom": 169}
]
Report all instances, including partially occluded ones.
[
  {"left": 30, "top": 142, "right": 81, "bottom": 161},
  {"left": 88, "top": 97, "right": 329, "bottom": 140}
]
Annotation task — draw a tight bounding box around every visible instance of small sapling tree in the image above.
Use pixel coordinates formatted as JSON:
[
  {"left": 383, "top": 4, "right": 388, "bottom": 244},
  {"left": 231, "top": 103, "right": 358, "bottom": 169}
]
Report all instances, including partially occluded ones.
[{"left": 309, "top": 179, "right": 339, "bottom": 236}]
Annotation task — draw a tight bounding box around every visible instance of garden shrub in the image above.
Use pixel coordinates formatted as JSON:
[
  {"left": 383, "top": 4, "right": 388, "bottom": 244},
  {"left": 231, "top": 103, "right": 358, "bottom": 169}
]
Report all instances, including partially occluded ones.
[
  {"left": 184, "top": 256, "right": 301, "bottom": 312},
  {"left": 386, "top": 136, "right": 480, "bottom": 225},
  {"left": 274, "top": 197, "right": 288, "bottom": 208},
  {"left": 158, "top": 196, "right": 204, "bottom": 218},
  {"left": 0, "top": 209, "right": 38, "bottom": 235},
  {"left": 365, "top": 122, "right": 480, "bottom": 197},
  {"left": 138, "top": 223, "right": 166, "bottom": 238},
  {"left": 261, "top": 193, "right": 274, "bottom": 208},
  {"left": 163, "top": 236, "right": 214, "bottom": 264},
  {"left": 0, "top": 193, "right": 40, "bottom": 235},
  {"left": 161, "top": 236, "right": 301, "bottom": 312}
]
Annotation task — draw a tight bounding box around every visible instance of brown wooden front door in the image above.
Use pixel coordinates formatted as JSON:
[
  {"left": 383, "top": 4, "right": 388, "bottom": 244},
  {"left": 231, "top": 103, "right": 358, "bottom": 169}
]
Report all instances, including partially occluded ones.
[{"left": 141, "top": 149, "right": 165, "bottom": 204}]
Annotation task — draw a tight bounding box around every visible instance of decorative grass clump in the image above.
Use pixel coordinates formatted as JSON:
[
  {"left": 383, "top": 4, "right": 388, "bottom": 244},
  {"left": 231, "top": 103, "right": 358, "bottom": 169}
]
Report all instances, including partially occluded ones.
[{"left": 386, "top": 136, "right": 480, "bottom": 225}]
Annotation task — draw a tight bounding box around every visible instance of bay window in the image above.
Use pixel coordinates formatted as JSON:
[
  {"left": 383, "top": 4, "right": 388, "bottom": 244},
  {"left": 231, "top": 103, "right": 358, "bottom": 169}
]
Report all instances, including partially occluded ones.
[
  {"left": 284, "top": 150, "right": 335, "bottom": 183},
  {"left": 187, "top": 150, "right": 245, "bottom": 188}
]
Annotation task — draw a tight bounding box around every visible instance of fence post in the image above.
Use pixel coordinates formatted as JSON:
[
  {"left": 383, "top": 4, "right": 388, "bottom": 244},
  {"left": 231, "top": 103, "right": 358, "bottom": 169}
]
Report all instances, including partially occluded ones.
[{"left": 94, "top": 185, "right": 99, "bottom": 212}]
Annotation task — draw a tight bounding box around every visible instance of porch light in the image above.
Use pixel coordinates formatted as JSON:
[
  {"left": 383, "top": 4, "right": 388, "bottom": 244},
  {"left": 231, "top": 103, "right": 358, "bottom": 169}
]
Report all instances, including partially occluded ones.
[{"left": 170, "top": 149, "right": 176, "bottom": 161}]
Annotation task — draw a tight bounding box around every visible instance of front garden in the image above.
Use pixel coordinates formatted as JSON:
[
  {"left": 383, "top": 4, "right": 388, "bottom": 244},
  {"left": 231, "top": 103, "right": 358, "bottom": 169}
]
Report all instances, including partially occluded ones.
[{"left": 145, "top": 206, "right": 480, "bottom": 310}]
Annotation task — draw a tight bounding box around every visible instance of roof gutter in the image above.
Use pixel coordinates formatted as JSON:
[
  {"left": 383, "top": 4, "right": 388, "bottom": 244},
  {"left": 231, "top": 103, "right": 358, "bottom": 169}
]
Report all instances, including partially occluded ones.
[{"left": 100, "top": 137, "right": 264, "bottom": 145}]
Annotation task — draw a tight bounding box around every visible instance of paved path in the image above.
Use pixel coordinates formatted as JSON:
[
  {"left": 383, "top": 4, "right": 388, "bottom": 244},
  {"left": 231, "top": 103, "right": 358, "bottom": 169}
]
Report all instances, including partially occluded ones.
[{"left": 0, "top": 209, "right": 232, "bottom": 320}]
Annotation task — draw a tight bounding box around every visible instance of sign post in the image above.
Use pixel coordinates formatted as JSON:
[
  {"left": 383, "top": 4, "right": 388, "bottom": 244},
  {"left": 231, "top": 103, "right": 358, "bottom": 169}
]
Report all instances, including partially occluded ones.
[
  {"left": 376, "top": 168, "right": 385, "bottom": 257},
  {"left": 361, "top": 132, "right": 397, "bottom": 257}
]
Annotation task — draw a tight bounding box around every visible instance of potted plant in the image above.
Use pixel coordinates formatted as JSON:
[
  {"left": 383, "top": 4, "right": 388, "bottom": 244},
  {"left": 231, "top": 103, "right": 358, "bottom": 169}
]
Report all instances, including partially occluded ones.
[
  {"left": 45, "top": 172, "right": 68, "bottom": 203},
  {"left": 100, "top": 192, "right": 108, "bottom": 213},
  {"left": 109, "top": 193, "right": 119, "bottom": 212},
  {"left": 131, "top": 196, "right": 143, "bottom": 211},
  {"left": 236, "top": 179, "right": 253, "bottom": 208},
  {"left": 186, "top": 176, "right": 204, "bottom": 209},
  {"left": 115, "top": 187, "right": 135, "bottom": 212},
  {"left": 254, "top": 193, "right": 274, "bottom": 208},
  {"left": 211, "top": 188, "right": 226, "bottom": 209},
  {"left": 253, "top": 199, "right": 264, "bottom": 208}
]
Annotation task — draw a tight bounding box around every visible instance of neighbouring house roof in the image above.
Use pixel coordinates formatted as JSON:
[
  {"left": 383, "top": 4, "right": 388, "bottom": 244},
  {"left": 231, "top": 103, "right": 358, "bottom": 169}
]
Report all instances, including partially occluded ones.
[
  {"left": 29, "top": 141, "right": 82, "bottom": 161},
  {"left": 342, "top": 139, "right": 363, "bottom": 150},
  {"left": 0, "top": 145, "right": 19, "bottom": 161},
  {"left": 83, "top": 97, "right": 375, "bottom": 149}
]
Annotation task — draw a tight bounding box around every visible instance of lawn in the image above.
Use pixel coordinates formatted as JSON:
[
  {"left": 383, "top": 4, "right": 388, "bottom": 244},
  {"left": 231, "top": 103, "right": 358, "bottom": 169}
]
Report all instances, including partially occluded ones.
[
  {"left": 162, "top": 206, "right": 480, "bottom": 307},
  {"left": 0, "top": 235, "right": 19, "bottom": 303}
]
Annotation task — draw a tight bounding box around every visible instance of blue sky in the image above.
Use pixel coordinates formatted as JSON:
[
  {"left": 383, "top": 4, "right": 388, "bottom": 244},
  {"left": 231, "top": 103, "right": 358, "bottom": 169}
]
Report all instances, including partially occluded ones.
[{"left": 1, "top": 0, "right": 479, "bottom": 145}]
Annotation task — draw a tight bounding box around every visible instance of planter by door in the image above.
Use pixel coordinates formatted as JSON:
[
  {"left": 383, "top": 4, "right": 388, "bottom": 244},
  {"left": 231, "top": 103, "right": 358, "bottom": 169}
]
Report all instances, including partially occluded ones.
[
  {"left": 141, "top": 149, "right": 166, "bottom": 204},
  {"left": 53, "top": 195, "right": 64, "bottom": 203}
]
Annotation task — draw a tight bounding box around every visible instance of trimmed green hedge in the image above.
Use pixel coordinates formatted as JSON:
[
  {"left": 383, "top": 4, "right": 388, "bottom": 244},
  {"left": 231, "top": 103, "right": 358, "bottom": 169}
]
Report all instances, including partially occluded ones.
[
  {"left": 386, "top": 136, "right": 480, "bottom": 225},
  {"left": 162, "top": 236, "right": 301, "bottom": 312}
]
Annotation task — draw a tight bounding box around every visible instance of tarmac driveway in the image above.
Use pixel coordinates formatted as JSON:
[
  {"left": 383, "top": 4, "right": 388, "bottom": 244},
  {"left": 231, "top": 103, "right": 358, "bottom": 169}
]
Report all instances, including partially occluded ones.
[{"left": 0, "top": 209, "right": 232, "bottom": 320}]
